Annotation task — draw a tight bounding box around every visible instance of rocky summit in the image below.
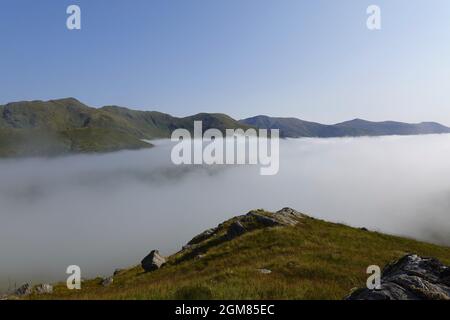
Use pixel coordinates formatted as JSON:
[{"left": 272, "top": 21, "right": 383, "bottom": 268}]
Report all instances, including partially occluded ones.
[{"left": 347, "top": 254, "right": 450, "bottom": 300}]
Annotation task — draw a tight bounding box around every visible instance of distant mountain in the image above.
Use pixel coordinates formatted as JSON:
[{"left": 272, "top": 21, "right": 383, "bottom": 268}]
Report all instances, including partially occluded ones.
[
  {"left": 335, "top": 118, "right": 450, "bottom": 136},
  {"left": 239, "top": 115, "right": 365, "bottom": 138},
  {"left": 240, "top": 115, "right": 450, "bottom": 138},
  {"left": 0, "top": 98, "right": 252, "bottom": 157},
  {"left": 1, "top": 98, "right": 449, "bottom": 157}
]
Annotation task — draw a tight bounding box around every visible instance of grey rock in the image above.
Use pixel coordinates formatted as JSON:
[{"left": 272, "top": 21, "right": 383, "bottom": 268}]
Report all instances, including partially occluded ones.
[
  {"left": 35, "top": 284, "right": 53, "bottom": 294},
  {"left": 274, "top": 207, "right": 306, "bottom": 226},
  {"left": 247, "top": 213, "right": 280, "bottom": 227},
  {"left": 101, "top": 277, "right": 114, "bottom": 287},
  {"left": 187, "top": 228, "right": 217, "bottom": 246},
  {"left": 258, "top": 269, "right": 272, "bottom": 274},
  {"left": 346, "top": 254, "right": 450, "bottom": 300},
  {"left": 226, "top": 221, "right": 247, "bottom": 240},
  {"left": 245, "top": 207, "right": 306, "bottom": 228},
  {"left": 141, "top": 250, "right": 166, "bottom": 272},
  {"left": 15, "top": 283, "right": 32, "bottom": 296}
]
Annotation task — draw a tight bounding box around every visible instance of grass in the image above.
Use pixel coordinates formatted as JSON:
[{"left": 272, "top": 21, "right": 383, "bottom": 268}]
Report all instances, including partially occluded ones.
[{"left": 26, "top": 211, "right": 450, "bottom": 300}]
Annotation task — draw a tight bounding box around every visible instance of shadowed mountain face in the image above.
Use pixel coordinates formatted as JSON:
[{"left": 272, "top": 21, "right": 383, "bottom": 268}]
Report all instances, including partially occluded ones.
[
  {"left": 1, "top": 98, "right": 450, "bottom": 157},
  {"left": 240, "top": 115, "right": 450, "bottom": 138}
]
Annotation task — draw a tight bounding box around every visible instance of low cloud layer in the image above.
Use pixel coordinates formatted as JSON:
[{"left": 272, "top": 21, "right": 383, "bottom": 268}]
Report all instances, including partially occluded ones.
[{"left": 1, "top": 135, "right": 450, "bottom": 291}]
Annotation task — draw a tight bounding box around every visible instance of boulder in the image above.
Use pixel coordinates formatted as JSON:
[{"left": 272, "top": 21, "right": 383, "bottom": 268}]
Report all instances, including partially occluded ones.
[
  {"left": 346, "top": 254, "right": 450, "bottom": 300},
  {"left": 15, "top": 283, "right": 32, "bottom": 296},
  {"left": 226, "top": 221, "right": 246, "bottom": 240},
  {"left": 34, "top": 284, "right": 53, "bottom": 294},
  {"left": 141, "top": 250, "right": 166, "bottom": 272}
]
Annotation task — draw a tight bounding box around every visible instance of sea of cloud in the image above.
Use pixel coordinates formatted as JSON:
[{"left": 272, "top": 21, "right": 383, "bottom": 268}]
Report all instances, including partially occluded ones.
[{"left": 1, "top": 135, "right": 450, "bottom": 291}]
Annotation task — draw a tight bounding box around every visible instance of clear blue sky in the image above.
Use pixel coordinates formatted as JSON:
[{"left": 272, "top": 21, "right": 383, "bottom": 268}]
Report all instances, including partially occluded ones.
[{"left": 1, "top": 0, "right": 450, "bottom": 124}]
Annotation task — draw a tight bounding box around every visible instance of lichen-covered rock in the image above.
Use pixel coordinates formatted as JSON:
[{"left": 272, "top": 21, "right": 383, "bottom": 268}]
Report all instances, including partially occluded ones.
[
  {"left": 35, "top": 284, "right": 53, "bottom": 294},
  {"left": 246, "top": 207, "right": 306, "bottom": 227},
  {"left": 346, "top": 254, "right": 450, "bottom": 300},
  {"left": 226, "top": 221, "right": 246, "bottom": 240},
  {"left": 141, "top": 250, "right": 166, "bottom": 272}
]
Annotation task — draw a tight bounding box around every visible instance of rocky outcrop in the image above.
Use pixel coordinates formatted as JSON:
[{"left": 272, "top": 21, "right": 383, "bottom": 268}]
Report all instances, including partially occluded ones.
[
  {"left": 141, "top": 250, "right": 166, "bottom": 272},
  {"left": 245, "top": 207, "right": 306, "bottom": 227},
  {"left": 347, "top": 254, "right": 450, "bottom": 300},
  {"left": 187, "top": 228, "right": 218, "bottom": 246},
  {"left": 179, "top": 208, "right": 307, "bottom": 256},
  {"left": 35, "top": 284, "right": 53, "bottom": 295},
  {"left": 226, "top": 221, "right": 247, "bottom": 240},
  {"left": 15, "top": 283, "right": 32, "bottom": 297}
]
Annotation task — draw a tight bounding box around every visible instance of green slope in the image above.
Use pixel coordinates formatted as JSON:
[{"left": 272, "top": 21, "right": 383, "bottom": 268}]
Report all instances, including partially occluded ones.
[
  {"left": 0, "top": 98, "right": 252, "bottom": 157},
  {"left": 24, "top": 209, "right": 450, "bottom": 300}
]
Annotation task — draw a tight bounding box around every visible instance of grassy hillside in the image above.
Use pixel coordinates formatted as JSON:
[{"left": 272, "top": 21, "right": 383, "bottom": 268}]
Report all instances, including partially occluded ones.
[
  {"left": 0, "top": 98, "right": 252, "bottom": 157},
  {"left": 26, "top": 209, "right": 450, "bottom": 300}
]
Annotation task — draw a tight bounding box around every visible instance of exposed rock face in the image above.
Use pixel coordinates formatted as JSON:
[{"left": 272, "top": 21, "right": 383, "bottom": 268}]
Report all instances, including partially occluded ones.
[
  {"left": 226, "top": 221, "right": 247, "bottom": 240},
  {"left": 246, "top": 207, "right": 306, "bottom": 227},
  {"left": 187, "top": 228, "right": 217, "bottom": 246},
  {"left": 101, "top": 277, "right": 114, "bottom": 287},
  {"left": 347, "top": 254, "right": 450, "bottom": 300},
  {"left": 15, "top": 283, "right": 32, "bottom": 297},
  {"left": 35, "top": 284, "right": 53, "bottom": 294},
  {"left": 141, "top": 250, "right": 166, "bottom": 272},
  {"left": 175, "top": 208, "right": 308, "bottom": 265}
]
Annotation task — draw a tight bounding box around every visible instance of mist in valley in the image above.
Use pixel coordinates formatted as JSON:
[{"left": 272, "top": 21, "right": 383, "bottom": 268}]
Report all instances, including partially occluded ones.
[{"left": 1, "top": 135, "right": 450, "bottom": 291}]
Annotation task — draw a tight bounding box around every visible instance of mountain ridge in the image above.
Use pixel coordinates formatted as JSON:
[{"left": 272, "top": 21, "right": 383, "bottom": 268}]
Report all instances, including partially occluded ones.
[
  {"left": 1, "top": 98, "right": 450, "bottom": 157},
  {"left": 240, "top": 115, "right": 450, "bottom": 138}
]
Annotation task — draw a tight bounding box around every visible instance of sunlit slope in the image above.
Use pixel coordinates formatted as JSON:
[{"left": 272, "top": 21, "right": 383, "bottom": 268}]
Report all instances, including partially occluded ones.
[
  {"left": 0, "top": 98, "right": 252, "bottom": 157},
  {"left": 29, "top": 209, "right": 450, "bottom": 300}
]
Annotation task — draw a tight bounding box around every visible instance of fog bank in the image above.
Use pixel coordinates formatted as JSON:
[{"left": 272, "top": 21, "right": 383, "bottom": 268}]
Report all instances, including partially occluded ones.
[{"left": 1, "top": 135, "right": 450, "bottom": 291}]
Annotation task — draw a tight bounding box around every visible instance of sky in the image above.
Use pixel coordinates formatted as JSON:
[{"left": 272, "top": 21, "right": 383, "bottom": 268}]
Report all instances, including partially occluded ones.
[{"left": 1, "top": 0, "right": 450, "bottom": 124}]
